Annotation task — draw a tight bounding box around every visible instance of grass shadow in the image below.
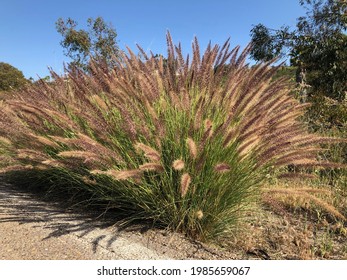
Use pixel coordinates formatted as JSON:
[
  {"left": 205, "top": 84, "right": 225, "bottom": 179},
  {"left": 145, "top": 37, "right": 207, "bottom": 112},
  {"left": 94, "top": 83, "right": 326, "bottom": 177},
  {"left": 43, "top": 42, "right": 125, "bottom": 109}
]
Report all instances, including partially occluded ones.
[{"left": 0, "top": 170, "right": 155, "bottom": 254}]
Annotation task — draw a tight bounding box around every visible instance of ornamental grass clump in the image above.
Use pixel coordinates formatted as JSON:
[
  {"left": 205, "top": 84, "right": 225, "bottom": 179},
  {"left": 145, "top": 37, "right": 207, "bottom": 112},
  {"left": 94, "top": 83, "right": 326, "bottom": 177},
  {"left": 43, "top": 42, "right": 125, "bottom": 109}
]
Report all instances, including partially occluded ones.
[{"left": 0, "top": 33, "right": 344, "bottom": 241}]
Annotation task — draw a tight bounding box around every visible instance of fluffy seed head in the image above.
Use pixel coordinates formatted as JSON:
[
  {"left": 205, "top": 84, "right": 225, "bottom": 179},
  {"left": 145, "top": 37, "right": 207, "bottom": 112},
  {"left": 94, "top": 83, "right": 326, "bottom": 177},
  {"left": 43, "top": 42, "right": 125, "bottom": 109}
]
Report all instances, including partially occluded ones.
[
  {"left": 186, "top": 138, "right": 197, "bottom": 159},
  {"left": 139, "top": 162, "right": 164, "bottom": 172},
  {"left": 90, "top": 94, "right": 108, "bottom": 111},
  {"left": 180, "top": 173, "right": 191, "bottom": 198},
  {"left": 204, "top": 119, "right": 213, "bottom": 130},
  {"left": 91, "top": 169, "right": 143, "bottom": 181},
  {"left": 214, "top": 163, "right": 231, "bottom": 173},
  {"left": 29, "top": 133, "right": 60, "bottom": 148},
  {"left": 41, "top": 159, "right": 65, "bottom": 168},
  {"left": 112, "top": 169, "right": 143, "bottom": 180},
  {"left": 172, "top": 159, "right": 185, "bottom": 171},
  {"left": 0, "top": 165, "right": 33, "bottom": 174},
  {"left": 58, "top": 150, "right": 98, "bottom": 159},
  {"left": 195, "top": 210, "right": 204, "bottom": 220},
  {"left": 135, "top": 142, "right": 161, "bottom": 161}
]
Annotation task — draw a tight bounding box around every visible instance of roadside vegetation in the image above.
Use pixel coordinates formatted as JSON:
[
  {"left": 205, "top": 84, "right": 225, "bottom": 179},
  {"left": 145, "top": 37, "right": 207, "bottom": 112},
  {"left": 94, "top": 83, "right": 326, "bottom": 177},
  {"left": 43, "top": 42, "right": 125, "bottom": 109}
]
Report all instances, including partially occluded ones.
[
  {"left": 0, "top": 0, "right": 346, "bottom": 259},
  {"left": 0, "top": 33, "right": 346, "bottom": 245}
]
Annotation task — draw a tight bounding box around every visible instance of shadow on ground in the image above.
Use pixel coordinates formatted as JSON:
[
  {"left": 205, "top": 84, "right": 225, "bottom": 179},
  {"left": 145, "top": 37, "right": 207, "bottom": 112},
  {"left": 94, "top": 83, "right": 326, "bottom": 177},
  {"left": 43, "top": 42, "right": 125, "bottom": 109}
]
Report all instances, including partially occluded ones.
[
  {"left": 0, "top": 181, "right": 144, "bottom": 254},
  {"left": 0, "top": 179, "right": 232, "bottom": 259}
]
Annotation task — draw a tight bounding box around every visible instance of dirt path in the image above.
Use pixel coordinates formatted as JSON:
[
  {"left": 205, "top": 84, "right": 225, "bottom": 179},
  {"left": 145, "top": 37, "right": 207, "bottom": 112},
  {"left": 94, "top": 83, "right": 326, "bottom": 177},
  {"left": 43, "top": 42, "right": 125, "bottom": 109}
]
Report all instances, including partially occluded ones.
[
  {"left": 0, "top": 183, "right": 233, "bottom": 260},
  {"left": 0, "top": 182, "right": 175, "bottom": 259}
]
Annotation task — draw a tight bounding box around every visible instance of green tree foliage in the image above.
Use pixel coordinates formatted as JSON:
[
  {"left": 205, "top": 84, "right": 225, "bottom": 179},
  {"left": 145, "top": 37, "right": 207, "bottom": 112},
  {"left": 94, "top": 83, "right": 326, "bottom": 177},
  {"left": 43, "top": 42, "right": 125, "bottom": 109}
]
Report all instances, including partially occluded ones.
[
  {"left": 0, "top": 62, "right": 28, "bottom": 91},
  {"left": 250, "top": 0, "right": 347, "bottom": 103},
  {"left": 250, "top": 24, "right": 291, "bottom": 61},
  {"left": 56, "top": 17, "right": 120, "bottom": 70}
]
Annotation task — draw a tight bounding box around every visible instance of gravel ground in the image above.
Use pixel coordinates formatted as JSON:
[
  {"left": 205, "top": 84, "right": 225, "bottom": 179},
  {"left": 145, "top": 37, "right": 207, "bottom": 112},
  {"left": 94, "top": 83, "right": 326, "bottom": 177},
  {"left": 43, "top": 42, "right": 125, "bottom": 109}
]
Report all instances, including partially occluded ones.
[{"left": 0, "top": 182, "right": 235, "bottom": 260}]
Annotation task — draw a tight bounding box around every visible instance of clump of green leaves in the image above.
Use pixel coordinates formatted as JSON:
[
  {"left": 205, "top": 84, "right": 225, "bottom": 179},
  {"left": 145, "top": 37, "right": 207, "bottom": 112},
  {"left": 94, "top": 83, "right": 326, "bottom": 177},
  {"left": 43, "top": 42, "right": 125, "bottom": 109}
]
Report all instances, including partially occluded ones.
[
  {"left": 56, "top": 17, "right": 120, "bottom": 70},
  {"left": 250, "top": 0, "right": 347, "bottom": 104},
  {"left": 0, "top": 33, "right": 343, "bottom": 242},
  {"left": 0, "top": 62, "right": 28, "bottom": 91}
]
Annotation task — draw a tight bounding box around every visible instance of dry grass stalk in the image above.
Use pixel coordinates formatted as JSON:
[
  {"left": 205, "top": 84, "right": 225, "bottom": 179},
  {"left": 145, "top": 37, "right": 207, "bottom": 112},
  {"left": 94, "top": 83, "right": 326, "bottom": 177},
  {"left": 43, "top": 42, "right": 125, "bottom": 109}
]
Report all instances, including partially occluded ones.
[
  {"left": 90, "top": 94, "right": 108, "bottom": 111},
  {"left": 75, "top": 133, "right": 123, "bottom": 163},
  {"left": 57, "top": 150, "right": 111, "bottom": 168},
  {"left": 135, "top": 142, "right": 161, "bottom": 162},
  {"left": 199, "top": 119, "right": 214, "bottom": 150},
  {"left": 204, "top": 118, "right": 213, "bottom": 130},
  {"left": 91, "top": 169, "right": 143, "bottom": 181},
  {"left": 58, "top": 150, "right": 99, "bottom": 159},
  {"left": 139, "top": 162, "right": 164, "bottom": 172},
  {"left": 53, "top": 133, "right": 123, "bottom": 165},
  {"left": 181, "top": 173, "right": 191, "bottom": 198},
  {"left": 264, "top": 187, "right": 330, "bottom": 196},
  {"left": 50, "top": 136, "right": 73, "bottom": 145},
  {"left": 144, "top": 99, "right": 159, "bottom": 122},
  {"left": 274, "top": 148, "right": 325, "bottom": 167},
  {"left": 28, "top": 133, "right": 60, "bottom": 148},
  {"left": 264, "top": 187, "right": 346, "bottom": 221},
  {"left": 222, "top": 127, "right": 238, "bottom": 148},
  {"left": 186, "top": 138, "right": 198, "bottom": 159},
  {"left": 17, "top": 149, "right": 47, "bottom": 162},
  {"left": 82, "top": 176, "right": 97, "bottom": 185},
  {"left": 0, "top": 156, "right": 15, "bottom": 165},
  {"left": 214, "top": 163, "right": 231, "bottom": 173},
  {"left": 237, "top": 135, "right": 261, "bottom": 158},
  {"left": 195, "top": 210, "right": 204, "bottom": 220},
  {"left": 0, "top": 165, "right": 33, "bottom": 174},
  {"left": 300, "top": 193, "right": 345, "bottom": 221},
  {"left": 41, "top": 159, "right": 65, "bottom": 168}
]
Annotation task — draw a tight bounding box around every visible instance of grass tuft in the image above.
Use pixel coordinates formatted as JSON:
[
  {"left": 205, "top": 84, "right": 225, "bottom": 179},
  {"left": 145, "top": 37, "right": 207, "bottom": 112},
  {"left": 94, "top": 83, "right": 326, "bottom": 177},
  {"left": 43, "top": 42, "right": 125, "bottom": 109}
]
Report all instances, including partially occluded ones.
[{"left": 0, "top": 33, "right": 345, "bottom": 242}]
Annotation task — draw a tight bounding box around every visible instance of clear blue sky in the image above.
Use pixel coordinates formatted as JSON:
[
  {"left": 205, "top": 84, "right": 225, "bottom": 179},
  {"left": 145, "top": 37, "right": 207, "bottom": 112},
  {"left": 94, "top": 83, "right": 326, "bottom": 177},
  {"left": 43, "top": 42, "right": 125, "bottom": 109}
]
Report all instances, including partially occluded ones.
[{"left": 0, "top": 0, "right": 305, "bottom": 79}]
